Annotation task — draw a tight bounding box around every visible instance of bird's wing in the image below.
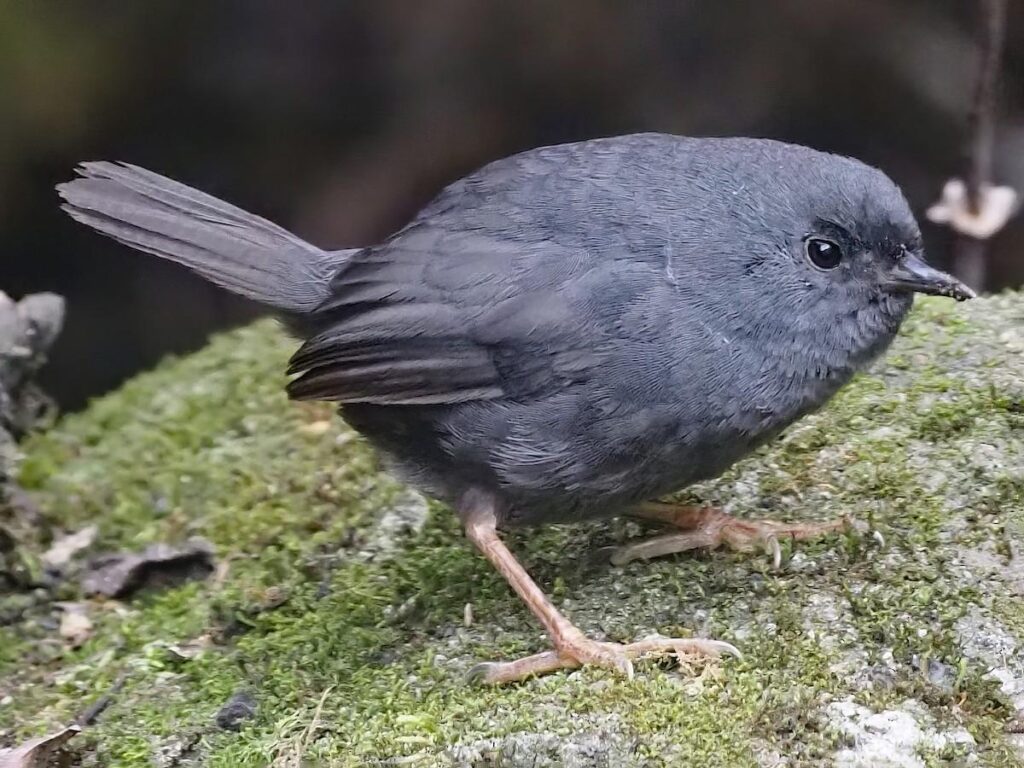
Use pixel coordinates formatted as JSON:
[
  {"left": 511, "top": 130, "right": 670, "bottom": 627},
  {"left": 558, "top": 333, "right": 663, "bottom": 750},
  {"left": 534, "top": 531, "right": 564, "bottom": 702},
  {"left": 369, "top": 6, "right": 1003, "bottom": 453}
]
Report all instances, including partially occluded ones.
[{"left": 286, "top": 223, "right": 665, "bottom": 406}]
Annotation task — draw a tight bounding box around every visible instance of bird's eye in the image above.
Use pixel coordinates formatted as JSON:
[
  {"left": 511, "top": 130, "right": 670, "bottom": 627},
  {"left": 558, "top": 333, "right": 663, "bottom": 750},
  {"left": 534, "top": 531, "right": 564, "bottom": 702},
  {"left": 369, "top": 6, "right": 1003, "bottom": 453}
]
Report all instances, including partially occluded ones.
[{"left": 805, "top": 238, "right": 843, "bottom": 270}]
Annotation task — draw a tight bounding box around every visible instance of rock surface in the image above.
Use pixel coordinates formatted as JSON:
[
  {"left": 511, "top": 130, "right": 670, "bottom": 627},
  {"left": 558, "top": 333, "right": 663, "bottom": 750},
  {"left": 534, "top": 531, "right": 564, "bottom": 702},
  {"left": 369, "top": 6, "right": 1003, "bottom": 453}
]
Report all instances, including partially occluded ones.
[
  {"left": 0, "top": 291, "right": 64, "bottom": 448},
  {"left": 0, "top": 294, "right": 1022, "bottom": 767},
  {"left": 0, "top": 290, "right": 64, "bottom": 590}
]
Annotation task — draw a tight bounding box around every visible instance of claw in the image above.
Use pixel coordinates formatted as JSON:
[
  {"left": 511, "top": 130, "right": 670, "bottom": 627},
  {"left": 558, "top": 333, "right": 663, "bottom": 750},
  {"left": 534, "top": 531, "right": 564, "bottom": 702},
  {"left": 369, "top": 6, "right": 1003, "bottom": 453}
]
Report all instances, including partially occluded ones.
[
  {"left": 703, "top": 639, "right": 743, "bottom": 659},
  {"left": 631, "top": 635, "right": 744, "bottom": 663},
  {"left": 465, "top": 662, "right": 497, "bottom": 685},
  {"left": 468, "top": 635, "right": 735, "bottom": 685},
  {"left": 616, "top": 503, "right": 849, "bottom": 569},
  {"left": 610, "top": 651, "right": 634, "bottom": 680}
]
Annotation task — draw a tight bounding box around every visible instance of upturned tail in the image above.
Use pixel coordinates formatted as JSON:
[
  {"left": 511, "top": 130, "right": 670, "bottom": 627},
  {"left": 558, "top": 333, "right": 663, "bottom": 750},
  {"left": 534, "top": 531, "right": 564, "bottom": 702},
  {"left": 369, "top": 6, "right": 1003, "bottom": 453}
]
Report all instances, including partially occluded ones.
[{"left": 57, "top": 162, "right": 349, "bottom": 313}]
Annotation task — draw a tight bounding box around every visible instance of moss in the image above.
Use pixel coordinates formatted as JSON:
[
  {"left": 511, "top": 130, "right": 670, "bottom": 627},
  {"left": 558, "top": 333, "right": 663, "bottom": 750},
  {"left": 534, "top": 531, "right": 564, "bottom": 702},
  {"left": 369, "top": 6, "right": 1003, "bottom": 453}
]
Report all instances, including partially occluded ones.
[{"left": 2, "top": 295, "right": 1023, "bottom": 767}]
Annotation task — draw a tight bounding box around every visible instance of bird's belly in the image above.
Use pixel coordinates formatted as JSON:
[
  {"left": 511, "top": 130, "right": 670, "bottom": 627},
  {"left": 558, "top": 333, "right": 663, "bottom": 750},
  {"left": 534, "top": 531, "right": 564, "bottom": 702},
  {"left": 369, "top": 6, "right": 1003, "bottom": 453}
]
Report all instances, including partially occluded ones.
[
  {"left": 343, "top": 365, "right": 850, "bottom": 528},
  {"left": 498, "top": 371, "right": 851, "bottom": 525}
]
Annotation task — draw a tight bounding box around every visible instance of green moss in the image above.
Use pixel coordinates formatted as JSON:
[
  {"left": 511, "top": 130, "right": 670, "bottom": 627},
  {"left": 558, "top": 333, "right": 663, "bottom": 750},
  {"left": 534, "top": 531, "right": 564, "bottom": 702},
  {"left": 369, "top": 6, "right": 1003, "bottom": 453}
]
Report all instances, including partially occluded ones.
[{"left": 2, "top": 295, "right": 1023, "bottom": 767}]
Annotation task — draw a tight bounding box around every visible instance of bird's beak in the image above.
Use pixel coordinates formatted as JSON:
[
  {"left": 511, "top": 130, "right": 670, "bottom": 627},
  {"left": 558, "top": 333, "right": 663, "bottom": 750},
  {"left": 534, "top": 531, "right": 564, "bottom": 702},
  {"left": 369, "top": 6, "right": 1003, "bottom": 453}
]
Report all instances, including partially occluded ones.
[{"left": 885, "top": 253, "right": 976, "bottom": 301}]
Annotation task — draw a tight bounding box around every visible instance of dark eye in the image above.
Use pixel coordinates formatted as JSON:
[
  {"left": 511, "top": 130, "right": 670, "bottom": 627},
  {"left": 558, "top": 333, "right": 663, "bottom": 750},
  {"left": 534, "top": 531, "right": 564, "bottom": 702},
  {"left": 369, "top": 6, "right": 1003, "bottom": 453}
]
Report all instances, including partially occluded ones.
[{"left": 805, "top": 238, "right": 843, "bottom": 270}]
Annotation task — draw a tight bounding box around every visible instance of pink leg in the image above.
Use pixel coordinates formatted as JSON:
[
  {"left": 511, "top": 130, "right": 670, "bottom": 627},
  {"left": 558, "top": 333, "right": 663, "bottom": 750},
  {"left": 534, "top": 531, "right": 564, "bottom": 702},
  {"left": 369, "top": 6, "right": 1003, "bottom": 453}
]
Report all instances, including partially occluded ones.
[
  {"left": 461, "top": 498, "right": 739, "bottom": 684},
  {"left": 613, "top": 501, "right": 849, "bottom": 569}
]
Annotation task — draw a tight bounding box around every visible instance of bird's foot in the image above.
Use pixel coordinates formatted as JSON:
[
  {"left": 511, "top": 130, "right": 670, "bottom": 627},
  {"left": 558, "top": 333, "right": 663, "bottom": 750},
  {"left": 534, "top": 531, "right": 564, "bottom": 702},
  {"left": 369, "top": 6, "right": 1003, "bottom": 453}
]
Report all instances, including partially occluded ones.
[
  {"left": 611, "top": 503, "right": 850, "bottom": 568},
  {"left": 468, "top": 629, "right": 740, "bottom": 685}
]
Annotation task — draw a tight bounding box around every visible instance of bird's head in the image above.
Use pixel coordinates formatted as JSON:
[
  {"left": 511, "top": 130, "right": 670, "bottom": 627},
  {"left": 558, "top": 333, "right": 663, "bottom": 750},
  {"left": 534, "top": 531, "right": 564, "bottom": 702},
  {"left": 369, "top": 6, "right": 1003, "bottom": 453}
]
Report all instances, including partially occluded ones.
[{"left": 685, "top": 138, "right": 975, "bottom": 372}]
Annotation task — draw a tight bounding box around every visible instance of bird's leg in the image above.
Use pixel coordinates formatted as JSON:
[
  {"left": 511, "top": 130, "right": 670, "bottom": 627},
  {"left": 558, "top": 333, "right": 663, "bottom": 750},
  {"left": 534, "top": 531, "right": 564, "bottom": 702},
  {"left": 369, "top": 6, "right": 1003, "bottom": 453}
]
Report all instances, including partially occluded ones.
[
  {"left": 461, "top": 497, "right": 739, "bottom": 684},
  {"left": 611, "top": 501, "right": 849, "bottom": 569}
]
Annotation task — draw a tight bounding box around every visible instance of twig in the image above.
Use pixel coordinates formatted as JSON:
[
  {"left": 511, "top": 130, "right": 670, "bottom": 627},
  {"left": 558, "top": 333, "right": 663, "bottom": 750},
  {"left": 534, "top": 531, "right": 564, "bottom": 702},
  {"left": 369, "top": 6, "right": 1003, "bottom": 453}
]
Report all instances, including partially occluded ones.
[
  {"left": 953, "top": 0, "right": 1009, "bottom": 291},
  {"left": 75, "top": 673, "right": 128, "bottom": 726},
  {"left": 272, "top": 686, "right": 335, "bottom": 768},
  {"left": 301, "top": 686, "right": 334, "bottom": 755}
]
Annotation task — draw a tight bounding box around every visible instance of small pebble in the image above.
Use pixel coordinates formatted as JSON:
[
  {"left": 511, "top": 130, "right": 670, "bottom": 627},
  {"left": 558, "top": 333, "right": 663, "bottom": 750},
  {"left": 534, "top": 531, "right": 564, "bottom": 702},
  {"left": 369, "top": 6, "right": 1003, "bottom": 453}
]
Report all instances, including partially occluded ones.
[{"left": 215, "top": 689, "right": 258, "bottom": 732}]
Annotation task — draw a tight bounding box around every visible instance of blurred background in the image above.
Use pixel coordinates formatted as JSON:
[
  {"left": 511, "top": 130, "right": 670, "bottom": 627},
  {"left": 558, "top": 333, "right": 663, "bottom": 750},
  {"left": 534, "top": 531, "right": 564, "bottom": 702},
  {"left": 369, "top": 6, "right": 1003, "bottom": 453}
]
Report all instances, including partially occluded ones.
[{"left": 2, "top": 0, "right": 1022, "bottom": 410}]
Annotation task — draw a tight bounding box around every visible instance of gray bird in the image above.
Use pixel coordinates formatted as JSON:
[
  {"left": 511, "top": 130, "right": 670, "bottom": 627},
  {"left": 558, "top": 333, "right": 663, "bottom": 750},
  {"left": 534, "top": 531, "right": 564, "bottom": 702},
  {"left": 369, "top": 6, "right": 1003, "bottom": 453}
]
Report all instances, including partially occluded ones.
[{"left": 57, "top": 134, "right": 974, "bottom": 683}]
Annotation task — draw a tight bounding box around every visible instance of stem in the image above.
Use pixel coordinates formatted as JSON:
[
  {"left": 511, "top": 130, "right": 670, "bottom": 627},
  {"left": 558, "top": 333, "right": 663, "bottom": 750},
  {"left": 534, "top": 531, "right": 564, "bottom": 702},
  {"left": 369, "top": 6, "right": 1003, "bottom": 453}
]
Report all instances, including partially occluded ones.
[{"left": 953, "top": 0, "right": 1008, "bottom": 291}]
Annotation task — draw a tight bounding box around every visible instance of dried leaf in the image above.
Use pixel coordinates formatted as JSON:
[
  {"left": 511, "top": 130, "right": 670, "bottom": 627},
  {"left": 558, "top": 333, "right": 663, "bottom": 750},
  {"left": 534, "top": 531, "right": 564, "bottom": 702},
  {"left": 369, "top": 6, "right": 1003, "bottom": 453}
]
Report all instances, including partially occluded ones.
[
  {"left": 926, "top": 178, "right": 1020, "bottom": 239},
  {"left": 298, "top": 419, "right": 333, "bottom": 436},
  {"left": 42, "top": 526, "right": 97, "bottom": 572},
  {"left": 0, "top": 724, "right": 80, "bottom": 768},
  {"left": 57, "top": 603, "right": 93, "bottom": 648},
  {"left": 158, "top": 634, "right": 213, "bottom": 664},
  {"left": 80, "top": 537, "right": 215, "bottom": 598}
]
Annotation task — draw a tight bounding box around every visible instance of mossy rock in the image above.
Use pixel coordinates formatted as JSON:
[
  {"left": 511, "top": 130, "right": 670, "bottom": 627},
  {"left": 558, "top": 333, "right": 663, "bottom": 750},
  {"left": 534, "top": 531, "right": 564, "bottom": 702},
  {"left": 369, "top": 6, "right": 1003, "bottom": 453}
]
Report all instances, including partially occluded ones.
[{"left": 1, "top": 294, "right": 1022, "bottom": 767}]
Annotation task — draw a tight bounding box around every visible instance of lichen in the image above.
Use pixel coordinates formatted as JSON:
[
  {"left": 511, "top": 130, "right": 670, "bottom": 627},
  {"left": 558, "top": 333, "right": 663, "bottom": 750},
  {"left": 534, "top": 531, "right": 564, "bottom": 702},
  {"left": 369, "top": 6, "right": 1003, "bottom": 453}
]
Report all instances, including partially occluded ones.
[{"left": 1, "top": 294, "right": 1022, "bottom": 767}]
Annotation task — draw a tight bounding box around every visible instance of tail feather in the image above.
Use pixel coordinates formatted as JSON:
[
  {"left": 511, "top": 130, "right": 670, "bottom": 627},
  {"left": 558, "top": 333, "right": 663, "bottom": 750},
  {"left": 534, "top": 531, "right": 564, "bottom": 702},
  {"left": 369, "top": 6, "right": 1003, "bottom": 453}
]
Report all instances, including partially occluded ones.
[{"left": 58, "top": 162, "right": 347, "bottom": 313}]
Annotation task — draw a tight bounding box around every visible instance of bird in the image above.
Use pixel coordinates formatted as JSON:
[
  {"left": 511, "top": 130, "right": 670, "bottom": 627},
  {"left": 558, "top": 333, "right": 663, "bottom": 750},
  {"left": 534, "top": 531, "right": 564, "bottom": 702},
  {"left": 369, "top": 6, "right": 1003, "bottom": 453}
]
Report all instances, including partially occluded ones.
[{"left": 57, "top": 133, "right": 974, "bottom": 684}]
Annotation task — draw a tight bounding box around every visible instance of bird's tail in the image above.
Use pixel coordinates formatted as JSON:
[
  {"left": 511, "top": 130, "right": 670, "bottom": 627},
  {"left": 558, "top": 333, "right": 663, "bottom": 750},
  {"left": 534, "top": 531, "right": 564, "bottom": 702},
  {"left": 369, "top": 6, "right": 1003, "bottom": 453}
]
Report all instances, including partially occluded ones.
[{"left": 57, "top": 162, "right": 347, "bottom": 313}]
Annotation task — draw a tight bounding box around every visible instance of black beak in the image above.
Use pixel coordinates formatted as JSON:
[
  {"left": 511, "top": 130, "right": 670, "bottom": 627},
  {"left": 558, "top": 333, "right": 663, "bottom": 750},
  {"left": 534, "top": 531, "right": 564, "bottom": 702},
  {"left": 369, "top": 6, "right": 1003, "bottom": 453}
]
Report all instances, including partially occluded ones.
[{"left": 885, "top": 253, "right": 976, "bottom": 301}]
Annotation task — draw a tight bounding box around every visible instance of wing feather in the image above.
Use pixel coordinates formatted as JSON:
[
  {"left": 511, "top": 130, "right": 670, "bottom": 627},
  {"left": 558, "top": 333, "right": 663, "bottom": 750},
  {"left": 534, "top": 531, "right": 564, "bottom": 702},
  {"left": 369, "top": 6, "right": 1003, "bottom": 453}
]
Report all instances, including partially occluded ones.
[{"left": 286, "top": 226, "right": 615, "bottom": 405}]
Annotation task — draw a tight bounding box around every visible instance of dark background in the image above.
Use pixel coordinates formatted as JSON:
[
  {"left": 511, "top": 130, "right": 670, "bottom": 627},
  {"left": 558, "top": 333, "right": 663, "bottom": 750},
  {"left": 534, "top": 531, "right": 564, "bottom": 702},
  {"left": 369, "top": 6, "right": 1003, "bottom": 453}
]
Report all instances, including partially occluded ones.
[{"left": 2, "top": 1, "right": 1023, "bottom": 410}]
